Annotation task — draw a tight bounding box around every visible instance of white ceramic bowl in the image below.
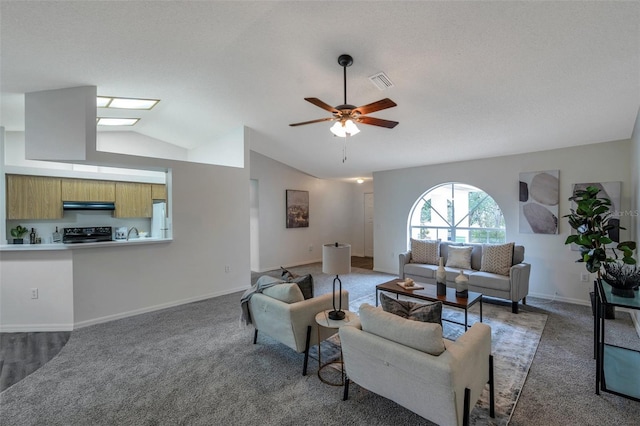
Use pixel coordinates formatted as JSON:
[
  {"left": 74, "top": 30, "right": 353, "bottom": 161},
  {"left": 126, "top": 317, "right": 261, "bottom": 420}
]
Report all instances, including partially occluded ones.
[{"left": 138, "top": 231, "right": 148, "bottom": 238}]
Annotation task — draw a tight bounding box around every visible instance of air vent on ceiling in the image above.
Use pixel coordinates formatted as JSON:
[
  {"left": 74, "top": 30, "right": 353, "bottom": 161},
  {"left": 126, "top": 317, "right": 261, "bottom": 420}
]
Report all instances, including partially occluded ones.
[{"left": 369, "top": 72, "right": 394, "bottom": 90}]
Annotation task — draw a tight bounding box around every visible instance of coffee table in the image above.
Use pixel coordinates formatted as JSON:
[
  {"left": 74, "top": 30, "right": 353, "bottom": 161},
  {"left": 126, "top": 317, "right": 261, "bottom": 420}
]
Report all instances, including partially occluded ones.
[{"left": 375, "top": 279, "right": 482, "bottom": 330}]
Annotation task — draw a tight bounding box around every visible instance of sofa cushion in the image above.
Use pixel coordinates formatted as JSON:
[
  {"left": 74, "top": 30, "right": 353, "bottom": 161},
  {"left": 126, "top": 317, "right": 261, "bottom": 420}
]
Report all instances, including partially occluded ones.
[
  {"left": 469, "top": 271, "right": 512, "bottom": 292},
  {"left": 410, "top": 238, "right": 440, "bottom": 264},
  {"left": 445, "top": 245, "right": 473, "bottom": 269},
  {"left": 481, "top": 242, "right": 515, "bottom": 276},
  {"left": 379, "top": 293, "right": 442, "bottom": 324},
  {"left": 404, "top": 263, "right": 437, "bottom": 279},
  {"left": 261, "top": 283, "right": 305, "bottom": 303},
  {"left": 359, "top": 303, "right": 445, "bottom": 356}
]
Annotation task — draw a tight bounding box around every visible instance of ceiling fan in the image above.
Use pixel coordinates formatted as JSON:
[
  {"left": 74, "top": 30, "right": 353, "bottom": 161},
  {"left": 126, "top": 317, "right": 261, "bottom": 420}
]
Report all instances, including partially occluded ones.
[{"left": 289, "top": 54, "right": 398, "bottom": 137}]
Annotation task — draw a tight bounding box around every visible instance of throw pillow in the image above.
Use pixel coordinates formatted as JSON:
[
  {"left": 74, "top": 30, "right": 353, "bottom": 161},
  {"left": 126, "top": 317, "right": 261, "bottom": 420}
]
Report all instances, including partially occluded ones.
[
  {"left": 410, "top": 238, "right": 440, "bottom": 264},
  {"left": 359, "top": 303, "right": 445, "bottom": 356},
  {"left": 289, "top": 274, "right": 314, "bottom": 300},
  {"left": 280, "top": 267, "right": 313, "bottom": 299},
  {"left": 379, "top": 293, "right": 442, "bottom": 324},
  {"left": 446, "top": 245, "right": 473, "bottom": 270},
  {"left": 481, "top": 242, "right": 515, "bottom": 276},
  {"left": 262, "top": 283, "right": 304, "bottom": 303}
]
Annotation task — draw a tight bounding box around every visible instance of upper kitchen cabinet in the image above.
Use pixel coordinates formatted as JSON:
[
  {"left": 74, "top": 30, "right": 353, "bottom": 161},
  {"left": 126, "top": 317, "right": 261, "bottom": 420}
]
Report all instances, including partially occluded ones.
[
  {"left": 115, "top": 182, "right": 152, "bottom": 218},
  {"left": 61, "top": 178, "right": 116, "bottom": 202},
  {"left": 151, "top": 184, "right": 167, "bottom": 201},
  {"left": 6, "top": 174, "right": 63, "bottom": 219}
]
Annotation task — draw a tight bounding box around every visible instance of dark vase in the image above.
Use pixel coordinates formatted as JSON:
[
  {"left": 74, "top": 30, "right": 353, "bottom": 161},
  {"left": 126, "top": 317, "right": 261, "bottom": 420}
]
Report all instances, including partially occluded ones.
[{"left": 12, "top": 238, "right": 24, "bottom": 244}]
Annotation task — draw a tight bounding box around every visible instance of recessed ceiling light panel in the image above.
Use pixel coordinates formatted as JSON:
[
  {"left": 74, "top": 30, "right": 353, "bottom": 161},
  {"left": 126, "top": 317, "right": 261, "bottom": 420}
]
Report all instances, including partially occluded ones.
[
  {"left": 97, "top": 117, "right": 140, "bottom": 126},
  {"left": 107, "top": 97, "right": 159, "bottom": 110},
  {"left": 97, "top": 96, "right": 112, "bottom": 107}
]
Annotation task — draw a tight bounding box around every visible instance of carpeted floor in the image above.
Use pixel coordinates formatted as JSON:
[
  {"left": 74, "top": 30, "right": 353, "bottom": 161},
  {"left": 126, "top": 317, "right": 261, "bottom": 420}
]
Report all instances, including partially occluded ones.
[{"left": 1, "top": 264, "right": 639, "bottom": 425}]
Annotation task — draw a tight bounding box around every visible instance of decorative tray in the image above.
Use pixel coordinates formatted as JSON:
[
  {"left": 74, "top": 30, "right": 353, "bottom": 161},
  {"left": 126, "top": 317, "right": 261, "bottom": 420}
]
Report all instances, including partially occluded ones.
[{"left": 396, "top": 281, "right": 424, "bottom": 290}]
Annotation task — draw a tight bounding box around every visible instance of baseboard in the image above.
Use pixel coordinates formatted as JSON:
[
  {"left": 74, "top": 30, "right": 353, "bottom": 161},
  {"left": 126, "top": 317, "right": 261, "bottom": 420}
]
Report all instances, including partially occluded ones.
[
  {"left": 258, "top": 258, "right": 323, "bottom": 273},
  {"left": 0, "top": 323, "right": 74, "bottom": 332},
  {"left": 527, "top": 291, "right": 590, "bottom": 306},
  {"left": 73, "top": 286, "right": 246, "bottom": 330}
]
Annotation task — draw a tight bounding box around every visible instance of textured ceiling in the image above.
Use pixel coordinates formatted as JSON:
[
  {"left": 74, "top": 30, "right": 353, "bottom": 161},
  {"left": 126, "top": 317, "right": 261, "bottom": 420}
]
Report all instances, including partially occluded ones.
[{"left": 1, "top": 1, "right": 639, "bottom": 179}]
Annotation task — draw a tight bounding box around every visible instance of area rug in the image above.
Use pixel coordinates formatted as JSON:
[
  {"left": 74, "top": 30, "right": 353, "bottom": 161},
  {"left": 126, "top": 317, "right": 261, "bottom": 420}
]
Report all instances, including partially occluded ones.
[{"left": 347, "top": 293, "right": 548, "bottom": 425}]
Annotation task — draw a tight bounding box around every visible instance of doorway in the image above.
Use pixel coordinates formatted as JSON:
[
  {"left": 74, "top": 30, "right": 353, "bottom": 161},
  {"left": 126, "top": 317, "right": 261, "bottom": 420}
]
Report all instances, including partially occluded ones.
[{"left": 364, "top": 192, "right": 374, "bottom": 258}]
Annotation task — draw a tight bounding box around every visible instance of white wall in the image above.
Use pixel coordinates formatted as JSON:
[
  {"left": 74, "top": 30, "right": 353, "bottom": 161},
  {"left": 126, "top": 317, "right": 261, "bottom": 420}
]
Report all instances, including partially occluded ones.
[
  {"left": 249, "top": 150, "right": 363, "bottom": 272},
  {"left": 71, "top": 132, "right": 250, "bottom": 326},
  {"left": 373, "top": 139, "right": 632, "bottom": 305},
  {"left": 2, "top": 126, "right": 250, "bottom": 329},
  {"left": 0, "top": 251, "right": 74, "bottom": 331}
]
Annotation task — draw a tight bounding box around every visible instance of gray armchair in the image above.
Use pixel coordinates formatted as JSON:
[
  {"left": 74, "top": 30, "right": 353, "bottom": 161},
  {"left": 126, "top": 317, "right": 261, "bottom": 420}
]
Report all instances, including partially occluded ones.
[{"left": 249, "top": 288, "right": 349, "bottom": 375}]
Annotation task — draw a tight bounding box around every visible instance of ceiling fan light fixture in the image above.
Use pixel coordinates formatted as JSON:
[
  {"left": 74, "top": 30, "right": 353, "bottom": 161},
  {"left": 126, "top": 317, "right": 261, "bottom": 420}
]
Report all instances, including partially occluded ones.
[{"left": 330, "top": 119, "right": 360, "bottom": 137}]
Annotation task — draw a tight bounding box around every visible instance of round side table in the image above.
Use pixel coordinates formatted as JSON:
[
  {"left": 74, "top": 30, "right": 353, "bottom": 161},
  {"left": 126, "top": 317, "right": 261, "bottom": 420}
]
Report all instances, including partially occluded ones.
[{"left": 314, "top": 309, "right": 357, "bottom": 386}]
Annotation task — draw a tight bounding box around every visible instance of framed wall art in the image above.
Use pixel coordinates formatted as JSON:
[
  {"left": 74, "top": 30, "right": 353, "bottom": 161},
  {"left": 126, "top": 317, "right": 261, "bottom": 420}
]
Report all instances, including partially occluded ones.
[
  {"left": 519, "top": 170, "right": 559, "bottom": 234},
  {"left": 286, "top": 190, "right": 309, "bottom": 228}
]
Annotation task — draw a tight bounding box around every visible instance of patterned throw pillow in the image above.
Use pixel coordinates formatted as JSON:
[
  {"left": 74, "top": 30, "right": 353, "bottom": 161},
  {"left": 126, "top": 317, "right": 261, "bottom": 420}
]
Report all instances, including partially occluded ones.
[
  {"left": 410, "top": 238, "right": 440, "bottom": 265},
  {"left": 481, "top": 242, "right": 515, "bottom": 276},
  {"left": 446, "top": 246, "right": 473, "bottom": 270},
  {"left": 379, "top": 293, "right": 442, "bottom": 324},
  {"left": 280, "top": 267, "right": 313, "bottom": 299}
]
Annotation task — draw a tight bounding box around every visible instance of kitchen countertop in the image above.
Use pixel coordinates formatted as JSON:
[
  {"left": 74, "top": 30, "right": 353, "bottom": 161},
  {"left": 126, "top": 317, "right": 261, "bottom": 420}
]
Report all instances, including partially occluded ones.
[{"left": 0, "top": 237, "right": 172, "bottom": 251}]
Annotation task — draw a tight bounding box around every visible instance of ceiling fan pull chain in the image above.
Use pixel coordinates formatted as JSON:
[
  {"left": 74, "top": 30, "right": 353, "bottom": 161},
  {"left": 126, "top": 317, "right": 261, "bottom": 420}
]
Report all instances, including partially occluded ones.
[{"left": 342, "top": 138, "right": 347, "bottom": 163}]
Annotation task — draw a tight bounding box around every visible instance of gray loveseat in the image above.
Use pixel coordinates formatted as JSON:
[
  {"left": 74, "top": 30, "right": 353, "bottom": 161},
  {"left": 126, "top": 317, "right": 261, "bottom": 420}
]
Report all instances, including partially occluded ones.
[{"left": 399, "top": 241, "right": 530, "bottom": 313}]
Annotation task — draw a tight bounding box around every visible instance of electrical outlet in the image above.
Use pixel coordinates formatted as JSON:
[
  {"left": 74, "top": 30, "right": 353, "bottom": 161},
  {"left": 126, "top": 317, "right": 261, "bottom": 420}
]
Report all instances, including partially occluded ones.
[
  {"left": 308, "top": 245, "right": 313, "bottom": 252},
  {"left": 580, "top": 272, "right": 589, "bottom": 282},
  {"left": 225, "top": 265, "right": 230, "bottom": 273},
  {"left": 31, "top": 288, "right": 38, "bottom": 299}
]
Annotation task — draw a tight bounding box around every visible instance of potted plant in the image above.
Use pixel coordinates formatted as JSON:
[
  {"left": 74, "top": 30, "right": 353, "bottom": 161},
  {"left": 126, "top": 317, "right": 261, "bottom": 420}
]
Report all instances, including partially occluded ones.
[
  {"left": 10, "top": 225, "right": 29, "bottom": 244},
  {"left": 564, "top": 185, "right": 637, "bottom": 303}
]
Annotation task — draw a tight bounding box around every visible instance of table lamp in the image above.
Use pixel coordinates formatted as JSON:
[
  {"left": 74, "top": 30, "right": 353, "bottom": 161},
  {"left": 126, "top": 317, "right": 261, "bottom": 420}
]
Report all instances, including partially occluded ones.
[{"left": 322, "top": 242, "right": 351, "bottom": 320}]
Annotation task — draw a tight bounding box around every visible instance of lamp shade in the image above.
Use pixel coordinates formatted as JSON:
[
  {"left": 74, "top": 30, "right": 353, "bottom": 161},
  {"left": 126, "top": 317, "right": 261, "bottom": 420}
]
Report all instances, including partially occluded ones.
[{"left": 322, "top": 243, "right": 351, "bottom": 275}]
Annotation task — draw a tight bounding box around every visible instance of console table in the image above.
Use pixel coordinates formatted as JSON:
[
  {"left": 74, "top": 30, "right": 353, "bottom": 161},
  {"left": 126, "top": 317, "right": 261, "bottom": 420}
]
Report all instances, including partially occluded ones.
[{"left": 595, "top": 279, "right": 640, "bottom": 401}]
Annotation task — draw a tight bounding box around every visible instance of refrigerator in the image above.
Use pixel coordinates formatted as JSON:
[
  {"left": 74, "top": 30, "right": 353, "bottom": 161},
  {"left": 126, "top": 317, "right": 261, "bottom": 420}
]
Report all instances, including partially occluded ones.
[{"left": 152, "top": 201, "right": 167, "bottom": 238}]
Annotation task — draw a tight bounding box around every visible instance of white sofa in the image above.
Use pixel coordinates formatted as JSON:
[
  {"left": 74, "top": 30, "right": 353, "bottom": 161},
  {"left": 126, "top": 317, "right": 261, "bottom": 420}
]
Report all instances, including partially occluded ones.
[
  {"left": 249, "top": 286, "right": 349, "bottom": 375},
  {"left": 400, "top": 241, "right": 531, "bottom": 313},
  {"left": 340, "top": 304, "right": 494, "bottom": 426}
]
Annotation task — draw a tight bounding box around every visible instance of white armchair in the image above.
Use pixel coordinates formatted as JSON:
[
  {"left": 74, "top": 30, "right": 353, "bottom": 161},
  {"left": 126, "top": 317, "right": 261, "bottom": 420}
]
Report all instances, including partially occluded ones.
[
  {"left": 340, "top": 304, "right": 494, "bottom": 426},
  {"left": 249, "top": 288, "right": 349, "bottom": 375}
]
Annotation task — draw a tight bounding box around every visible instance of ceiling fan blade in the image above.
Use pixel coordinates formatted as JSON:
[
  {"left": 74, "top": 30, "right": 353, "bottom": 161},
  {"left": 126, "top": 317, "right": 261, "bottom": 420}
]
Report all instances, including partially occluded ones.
[
  {"left": 354, "top": 98, "right": 397, "bottom": 115},
  {"left": 289, "top": 117, "right": 334, "bottom": 127},
  {"left": 305, "top": 98, "right": 339, "bottom": 113},
  {"left": 357, "top": 116, "right": 399, "bottom": 129}
]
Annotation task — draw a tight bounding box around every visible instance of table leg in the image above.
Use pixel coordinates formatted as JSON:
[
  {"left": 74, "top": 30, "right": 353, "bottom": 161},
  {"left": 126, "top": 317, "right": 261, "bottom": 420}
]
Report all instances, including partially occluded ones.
[
  {"left": 480, "top": 296, "right": 483, "bottom": 323},
  {"left": 465, "top": 309, "right": 468, "bottom": 330},
  {"left": 375, "top": 289, "right": 379, "bottom": 307}
]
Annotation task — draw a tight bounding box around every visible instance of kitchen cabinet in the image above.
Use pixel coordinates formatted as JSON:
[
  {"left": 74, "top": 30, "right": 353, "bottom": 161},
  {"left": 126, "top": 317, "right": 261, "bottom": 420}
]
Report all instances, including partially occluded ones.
[
  {"left": 151, "top": 184, "right": 167, "bottom": 201},
  {"left": 61, "top": 178, "right": 116, "bottom": 202},
  {"left": 6, "top": 174, "right": 63, "bottom": 219},
  {"left": 115, "top": 182, "right": 152, "bottom": 218}
]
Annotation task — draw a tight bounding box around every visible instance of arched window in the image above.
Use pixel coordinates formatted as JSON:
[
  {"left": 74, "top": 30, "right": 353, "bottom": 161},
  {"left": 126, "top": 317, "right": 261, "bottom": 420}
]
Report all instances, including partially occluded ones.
[{"left": 408, "top": 183, "right": 506, "bottom": 244}]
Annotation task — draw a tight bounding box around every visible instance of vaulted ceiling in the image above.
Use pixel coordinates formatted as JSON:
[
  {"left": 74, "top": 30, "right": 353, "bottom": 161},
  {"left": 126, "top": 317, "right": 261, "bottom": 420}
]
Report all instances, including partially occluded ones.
[{"left": 1, "top": 1, "right": 638, "bottom": 179}]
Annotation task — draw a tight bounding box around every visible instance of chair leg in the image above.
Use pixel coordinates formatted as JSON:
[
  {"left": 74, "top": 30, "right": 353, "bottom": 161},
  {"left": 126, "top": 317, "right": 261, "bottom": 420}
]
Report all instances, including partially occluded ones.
[
  {"left": 463, "top": 387, "right": 471, "bottom": 426},
  {"left": 253, "top": 329, "right": 258, "bottom": 344},
  {"left": 343, "top": 377, "right": 350, "bottom": 401},
  {"left": 522, "top": 297, "right": 527, "bottom": 305},
  {"left": 489, "top": 355, "right": 495, "bottom": 418},
  {"left": 511, "top": 301, "right": 519, "bottom": 314},
  {"left": 302, "top": 325, "right": 312, "bottom": 376}
]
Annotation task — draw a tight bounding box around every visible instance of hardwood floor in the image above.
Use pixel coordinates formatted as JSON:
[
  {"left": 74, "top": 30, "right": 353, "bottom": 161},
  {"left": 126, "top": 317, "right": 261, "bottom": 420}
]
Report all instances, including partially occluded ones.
[
  {"left": 351, "top": 256, "right": 373, "bottom": 270},
  {"left": 0, "top": 331, "right": 71, "bottom": 392}
]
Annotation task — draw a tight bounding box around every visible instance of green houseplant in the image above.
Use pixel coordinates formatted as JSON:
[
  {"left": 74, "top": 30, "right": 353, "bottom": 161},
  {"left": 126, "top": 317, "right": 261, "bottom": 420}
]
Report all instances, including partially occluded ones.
[
  {"left": 564, "top": 185, "right": 638, "bottom": 298},
  {"left": 10, "top": 225, "right": 29, "bottom": 244}
]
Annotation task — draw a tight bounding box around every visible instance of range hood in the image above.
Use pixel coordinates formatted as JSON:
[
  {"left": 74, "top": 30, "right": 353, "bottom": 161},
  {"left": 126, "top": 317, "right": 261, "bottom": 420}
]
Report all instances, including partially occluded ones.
[{"left": 62, "top": 201, "right": 116, "bottom": 211}]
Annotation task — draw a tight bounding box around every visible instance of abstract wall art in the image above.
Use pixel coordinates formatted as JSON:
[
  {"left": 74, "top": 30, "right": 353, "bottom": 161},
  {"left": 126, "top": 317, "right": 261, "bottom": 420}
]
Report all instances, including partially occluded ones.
[{"left": 519, "top": 170, "right": 559, "bottom": 234}]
